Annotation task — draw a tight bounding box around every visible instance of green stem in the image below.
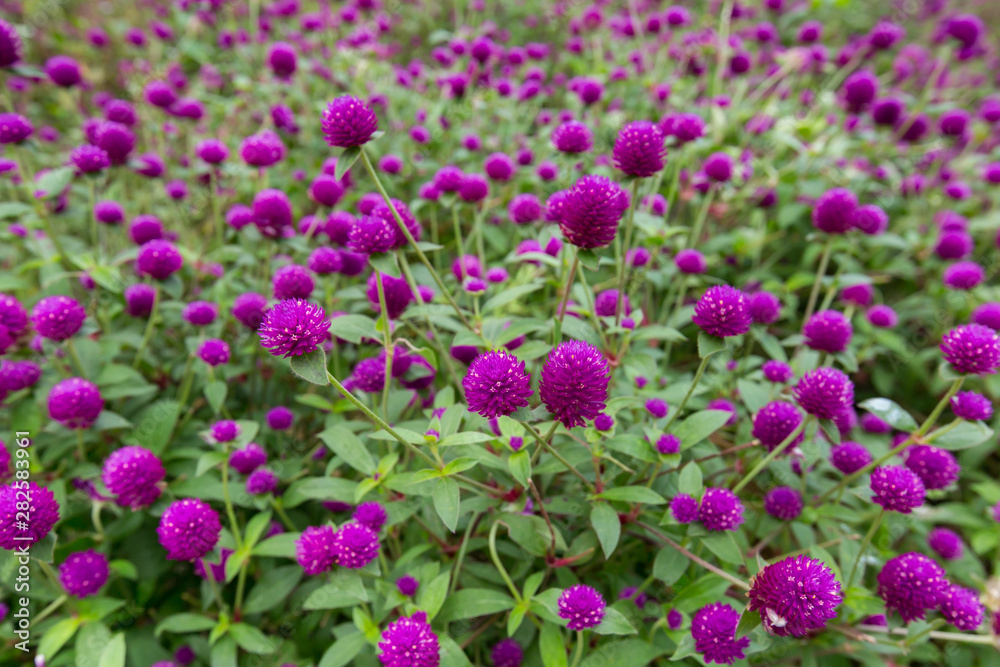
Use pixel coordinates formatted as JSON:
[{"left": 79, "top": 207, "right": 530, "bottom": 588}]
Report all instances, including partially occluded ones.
[
  {"left": 916, "top": 377, "right": 964, "bottom": 437},
  {"left": 635, "top": 522, "right": 750, "bottom": 590},
  {"left": 732, "top": 416, "right": 811, "bottom": 494},
  {"left": 803, "top": 237, "right": 834, "bottom": 325},
  {"left": 555, "top": 249, "right": 580, "bottom": 340},
  {"left": 450, "top": 512, "right": 481, "bottom": 594},
  {"left": 570, "top": 631, "right": 586, "bottom": 667},
  {"left": 523, "top": 422, "right": 595, "bottom": 493},
  {"left": 845, "top": 509, "right": 883, "bottom": 590},
  {"left": 234, "top": 565, "right": 249, "bottom": 619},
  {"left": 272, "top": 499, "right": 298, "bottom": 531},
  {"left": 132, "top": 285, "right": 160, "bottom": 369},
  {"left": 687, "top": 188, "right": 716, "bottom": 248},
  {"left": 488, "top": 521, "right": 523, "bottom": 603},
  {"left": 65, "top": 339, "right": 87, "bottom": 378},
  {"left": 34, "top": 595, "right": 68, "bottom": 624},
  {"left": 662, "top": 352, "right": 714, "bottom": 431},
  {"left": 205, "top": 569, "right": 228, "bottom": 612},
  {"left": 614, "top": 180, "right": 640, "bottom": 329},
  {"left": 220, "top": 443, "right": 243, "bottom": 551},
  {"left": 374, "top": 269, "right": 393, "bottom": 420}
]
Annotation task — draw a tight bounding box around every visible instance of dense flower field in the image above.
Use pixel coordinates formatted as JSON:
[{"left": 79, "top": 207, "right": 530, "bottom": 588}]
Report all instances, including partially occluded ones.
[{"left": 1, "top": 0, "right": 1000, "bottom": 665}]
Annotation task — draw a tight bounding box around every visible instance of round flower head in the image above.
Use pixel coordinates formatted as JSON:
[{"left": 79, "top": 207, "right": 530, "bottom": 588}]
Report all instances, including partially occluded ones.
[
  {"left": 752, "top": 401, "right": 804, "bottom": 451},
  {"left": 252, "top": 189, "right": 293, "bottom": 238},
  {"left": 613, "top": 120, "right": 665, "bottom": 177},
  {"left": 0, "top": 19, "right": 23, "bottom": 68},
  {"left": 266, "top": 406, "right": 293, "bottom": 430},
  {"left": 762, "top": 360, "right": 793, "bottom": 383},
  {"left": 0, "top": 481, "right": 59, "bottom": 549},
  {"left": 552, "top": 121, "right": 593, "bottom": 154},
  {"left": 0, "top": 360, "right": 41, "bottom": 392},
  {"left": 812, "top": 188, "right": 857, "bottom": 234},
  {"left": 941, "top": 324, "right": 1000, "bottom": 375},
  {"left": 691, "top": 603, "right": 750, "bottom": 665},
  {"left": 233, "top": 293, "right": 268, "bottom": 330},
  {"left": 258, "top": 299, "right": 329, "bottom": 358},
  {"left": 335, "top": 522, "right": 380, "bottom": 568},
  {"left": 353, "top": 501, "right": 388, "bottom": 532},
  {"left": 693, "top": 286, "right": 751, "bottom": 337},
  {"left": 32, "top": 295, "right": 86, "bottom": 341},
  {"left": 748, "top": 555, "right": 842, "bottom": 637},
  {"left": 372, "top": 200, "right": 422, "bottom": 249},
  {"left": 870, "top": 466, "right": 925, "bottom": 513},
  {"left": 675, "top": 249, "right": 706, "bottom": 274},
  {"left": 842, "top": 69, "right": 878, "bottom": 112},
  {"left": 878, "top": 553, "right": 948, "bottom": 622},
  {"left": 367, "top": 272, "right": 413, "bottom": 320},
  {"left": 794, "top": 368, "right": 854, "bottom": 419},
  {"left": 463, "top": 350, "right": 533, "bottom": 418},
  {"left": 267, "top": 41, "right": 297, "bottom": 78},
  {"left": 594, "top": 290, "right": 629, "bottom": 317},
  {"left": 943, "top": 261, "right": 984, "bottom": 290},
  {"left": 830, "top": 442, "right": 872, "bottom": 474},
  {"left": 209, "top": 420, "right": 240, "bottom": 444},
  {"left": 59, "top": 550, "right": 109, "bottom": 597},
  {"left": 558, "top": 584, "right": 606, "bottom": 630},
  {"left": 703, "top": 152, "right": 733, "bottom": 182},
  {"left": 866, "top": 305, "right": 897, "bottom": 328},
  {"left": 508, "top": 194, "right": 542, "bottom": 224},
  {"left": 102, "top": 446, "right": 165, "bottom": 509},
  {"left": 136, "top": 240, "right": 183, "bottom": 280},
  {"left": 490, "top": 638, "right": 523, "bottom": 667},
  {"left": 939, "top": 586, "right": 984, "bottom": 631},
  {"left": 656, "top": 433, "right": 681, "bottom": 455},
  {"left": 707, "top": 399, "right": 738, "bottom": 426},
  {"left": 951, "top": 391, "right": 992, "bottom": 421},
  {"left": 928, "top": 527, "right": 963, "bottom": 561},
  {"left": 971, "top": 303, "right": 1000, "bottom": 331},
  {"left": 803, "top": 310, "right": 852, "bottom": 353},
  {"left": 46, "top": 55, "right": 82, "bottom": 87},
  {"left": 182, "top": 301, "right": 218, "bottom": 326},
  {"left": 559, "top": 175, "right": 630, "bottom": 249},
  {"left": 94, "top": 121, "right": 135, "bottom": 165},
  {"left": 698, "top": 488, "right": 744, "bottom": 531},
  {"left": 157, "top": 499, "right": 222, "bottom": 561},
  {"left": 397, "top": 575, "right": 419, "bottom": 597},
  {"left": 348, "top": 215, "right": 395, "bottom": 254},
  {"left": 904, "top": 445, "right": 959, "bottom": 490},
  {"left": 764, "top": 487, "right": 803, "bottom": 521},
  {"left": 239, "top": 130, "right": 285, "bottom": 168},
  {"left": 748, "top": 291, "right": 781, "bottom": 324},
  {"left": 246, "top": 469, "right": 278, "bottom": 495},
  {"left": 539, "top": 340, "right": 610, "bottom": 428},
  {"left": 198, "top": 339, "right": 229, "bottom": 367},
  {"left": 0, "top": 113, "right": 32, "bottom": 144},
  {"left": 272, "top": 264, "right": 314, "bottom": 300},
  {"left": 124, "top": 284, "right": 156, "bottom": 318},
  {"left": 935, "top": 231, "right": 974, "bottom": 260},
  {"left": 378, "top": 612, "right": 440, "bottom": 667},
  {"left": 295, "top": 525, "right": 337, "bottom": 575},
  {"left": 646, "top": 398, "right": 669, "bottom": 419},
  {"left": 229, "top": 443, "right": 267, "bottom": 475},
  {"left": 322, "top": 96, "right": 378, "bottom": 147},
  {"left": 853, "top": 204, "right": 889, "bottom": 235},
  {"left": 48, "top": 377, "right": 103, "bottom": 429},
  {"left": 671, "top": 494, "right": 699, "bottom": 523}
]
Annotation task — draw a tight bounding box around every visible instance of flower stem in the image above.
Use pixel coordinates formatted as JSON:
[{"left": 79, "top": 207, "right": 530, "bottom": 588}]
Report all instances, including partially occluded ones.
[
  {"left": 732, "top": 416, "right": 811, "bottom": 494},
  {"left": 570, "top": 631, "right": 586, "bottom": 667},
  {"left": 555, "top": 249, "right": 580, "bottom": 341},
  {"left": 687, "top": 188, "right": 716, "bottom": 248},
  {"left": 488, "top": 520, "right": 523, "bottom": 603},
  {"left": 614, "top": 180, "right": 640, "bottom": 329},
  {"left": 663, "top": 352, "right": 714, "bottom": 431},
  {"left": 373, "top": 269, "right": 393, "bottom": 420},
  {"left": 132, "top": 285, "right": 160, "bottom": 369},
  {"left": 845, "top": 508, "right": 883, "bottom": 590},
  {"left": 220, "top": 442, "right": 243, "bottom": 551},
  {"left": 523, "top": 421, "right": 595, "bottom": 493},
  {"left": 635, "top": 522, "right": 750, "bottom": 590},
  {"left": 803, "top": 237, "right": 834, "bottom": 324}
]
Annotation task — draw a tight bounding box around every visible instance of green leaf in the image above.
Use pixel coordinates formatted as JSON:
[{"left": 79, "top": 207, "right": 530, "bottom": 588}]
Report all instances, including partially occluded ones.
[
  {"left": 697, "top": 332, "right": 727, "bottom": 358},
  {"left": 328, "top": 314, "right": 379, "bottom": 344},
  {"left": 590, "top": 503, "right": 621, "bottom": 559},
  {"left": 290, "top": 348, "right": 329, "bottom": 385},
  {"left": 242, "top": 565, "right": 303, "bottom": 614},
  {"left": 319, "top": 425, "right": 376, "bottom": 475},
  {"left": 38, "top": 617, "right": 81, "bottom": 660},
  {"left": 523, "top": 571, "right": 545, "bottom": 600},
  {"left": 336, "top": 146, "right": 361, "bottom": 180},
  {"left": 507, "top": 603, "right": 528, "bottom": 637},
  {"left": 539, "top": 622, "right": 568, "bottom": 667},
  {"left": 224, "top": 549, "right": 247, "bottom": 583},
  {"left": 35, "top": 167, "right": 74, "bottom": 199},
  {"left": 508, "top": 450, "right": 531, "bottom": 487},
  {"left": 205, "top": 381, "right": 227, "bottom": 414},
  {"left": 481, "top": 284, "right": 543, "bottom": 314},
  {"left": 318, "top": 632, "right": 366, "bottom": 667},
  {"left": 156, "top": 613, "right": 217, "bottom": 637},
  {"left": 653, "top": 546, "right": 689, "bottom": 586},
  {"left": 76, "top": 622, "right": 112, "bottom": 667},
  {"left": 242, "top": 510, "right": 273, "bottom": 549},
  {"left": 370, "top": 252, "right": 401, "bottom": 278},
  {"left": 735, "top": 607, "right": 761, "bottom": 638},
  {"left": 670, "top": 574, "right": 733, "bottom": 612},
  {"left": 630, "top": 325, "right": 686, "bottom": 343},
  {"left": 253, "top": 532, "right": 299, "bottom": 558},
  {"left": 417, "top": 572, "right": 451, "bottom": 621},
  {"left": 211, "top": 636, "right": 236, "bottom": 667},
  {"left": 98, "top": 633, "right": 126, "bottom": 667},
  {"left": 672, "top": 410, "right": 733, "bottom": 448},
  {"left": 678, "top": 464, "right": 703, "bottom": 496},
  {"left": 439, "top": 635, "right": 474, "bottom": 667},
  {"left": 229, "top": 623, "right": 277, "bottom": 654},
  {"left": 436, "top": 589, "right": 516, "bottom": 621},
  {"left": 433, "top": 477, "right": 461, "bottom": 532},
  {"left": 857, "top": 397, "right": 918, "bottom": 432},
  {"left": 598, "top": 486, "right": 666, "bottom": 505},
  {"left": 580, "top": 639, "right": 666, "bottom": 667},
  {"left": 592, "top": 607, "right": 638, "bottom": 635},
  {"left": 701, "top": 535, "right": 744, "bottom": 565},
  {"left": 122, "top": 400, "right": 180, "bottom": 455},
  {"left": 438, "top": 431, "right": 494, "bottom": 447},
  {"left": 577, "top": 248, "right": 600, "bottom": 271},
  {"left": 736, "top": 379, "right": 770, "bottom": 414},
  {"left": 818, "top": 418, "right": 841, "bottom": 444},
  {"left": 303, "top": 584, "right": 366, "bottom": 610},
  {"left": 283, "top": 477, "right": 357, "bottom": 508},
  {"left": 932, "top": 421, "right": 994, "bottom": 450}
]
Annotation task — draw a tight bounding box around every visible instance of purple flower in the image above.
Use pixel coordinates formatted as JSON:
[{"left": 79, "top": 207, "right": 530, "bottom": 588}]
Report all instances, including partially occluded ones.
[
  {"left": 842, "top": 69, "right": 878, "bottom": 112},
  {"left": 748, "top": 291, "right": 781, "bottom": 324},
  {"left": 691, "top": 603, "right": 749, "bottom": 665},
  {"left": 951, "top": 391, "right": 992, "bottom": 421},
  {"left": 552, "top": 121, "right": 593, "bottom": 154},
  {"left": 102, "top": 446, "right": 165, "bottom": 509},
  {"left": 559, "top": 175, "right": 630, "bottom": 250},
  {"left": 904, "top": 445, "right": 959, "bottom": 490},
  {"left": 240, "top": 130, "right": 285, "bottom": 168},
  {"left": 867, "top": 305, "right": 897, "bottom": 328},
  {"left": 182, "top": 301, "right": 218, "bottom": 326},
  {"left": 157, "top": 499, "right": 222, "bottom": 561},
  {"left": 675, "top": 249, "right": 706, "bottom": 274},
  {"left": 59, "top": 550, "right": 109, "bottom": 597},
  {"left": 378, "top": 612, "right": 440, "bottom": 667},
  {"left": 462, "top": 350, "right": 533, "bottom": 419},
  {"left": 764, "top": 487, "right": 803, "bottom": 521},
  {"left": 258, "top": 299, "right": 329, "bottom": 358},
  {"left": 246, "top": 469, "right": 278, "bottom": 495},
  {"left": 748, "top": 555, "right": 842, "bottom": 638},
  {"left": 267, "top": 41, "right": 297, "bottom": 78},
  {"left": 367, "top": 272, "right": 413, "bottom": 320},
  {"left": 829, "top": 442, "right": 871, "bottom": 475},
  {"left": 971, "top": 303, "right": 1000, "bottom": 330},
  {"left": 349, "top": 215, "right": 395, "bottom": 254},
  {"left": 812, "top": 188, "right": 857, "bottom": 234},
  {"left": 252, "top": 189, "right": 293, "bottom": 238},
  {"left": 793, "top": 368, "right": 854, "bottom": 419},
  {"left": 940, "top": 324, "right": 1000, "bottom": 375},
  {"left": 698, "top": 488, "right": 744, "bottom": 531},
  {"left": 870, "top": 466, "right": 926, "bottom": 513},
  {"left": 397, "top": 575, "right": 419, "bottom": 597},
  {"left": 233, "top": 293, "right": 268, "bottom": 330},
  {"left": 879, "top": 553, "right": 948, "bottom": 622},
  {"left": 692, "top": 286, "right": 751, "bottom": 337},
  {"left": 943, "top": 261, "right": 984, "bottom": 290},
  {"left": 209, "top": 420, "right": 240, "bottom": 443},
  {"left": 558, "top": 584, "right": 606, "bottom": 630},
  {"left": 762, "top": 360, "right": 793, "bottom": 383},
  {"left": 928, "top": 527, "right": 964, "bottom": 561},
  {"left": 295, "top": 525, "right": 337, "bottom": 575},
  {"left": 0, "top": 482, "right": 59, "bottom": 549},
  {"left": 656, "top": 434, "right": 680, "bottom": 455},
  {"left": 508, "top": 194, "right": 542, "bottom": 224},
  {"left": 703, "top": 152, "right": 733, "bottom": 182},
  {"left": 613, "top": 121, "right": 666, "bottom": 177},
  {"left": 671, "top": 494, "right": 699, "bottom": 523},
  {"left": 321, "top": 96, "right": 378, "bottom": 147},
  {"left": 803, "top": 310, "right": 852, "bottom": 353},
  {"left": 136, "top": 240, "right": 183, "bottom": 280},
  {"left": 94, "top": 121, "right": 135, "bottom": 165},
  {"left": 539, "top": 340, "right": 610, "bottom": 428},
  {"left": 230, "top": 443, "right": 267, "bottom": 475},
  {"left": 46, "top": 55, "right": 82, "bottom": 87},
  {"left": 0, "top": 19, "right": 23, "bottom": 68},
  {"left": 353, "top": 501, "right": 388, "bottom": 532},
  {"left": 272, "top": 265, "right": 314, "bottom": 300},
  {"left": 939, "top": 586, "right": 985, "bottom": 631},
  {"left": 0, "top": 360, "right": 41, "bottom": 392},
  {"left": 490, "top": 638, "right": 523, "bottom": 667},
  {"left": 594, "top": 289, "right": 629, "bottom": 317},
  {"left": 593, "top": 413, "right": 614, "bottom": 431},
  {"left": 266, "top": 406, "right": 294, "bottom": 430},
  {"left": 48, "top": 378, "right": 103, "bottom": 429},
  {"left": 335, "top": 522, "right": 380, "bottom": 568},
  {"left": 198, "top": 339, "right": 230, "bottom": 367},
  {"left": 124, "top": 285, "right": 156, "bottom": 318},
  {"left": 752, "top": 402, "right": 804, "bottom": 452},
  {"left": 31, "top": 295, "right": 86, "bottom": 341},
  {"left": 0, "top": 113, "right": 32, "bottom": 145}
]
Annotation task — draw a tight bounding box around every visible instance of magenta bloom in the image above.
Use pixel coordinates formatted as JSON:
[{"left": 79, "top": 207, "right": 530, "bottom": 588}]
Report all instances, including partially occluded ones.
[
  {"left": 752, "top": 402, "right": 804, "bottom": 451},
  {"left": 559, "top": 175, "right": 630, "bottom": 249},
  {"left": 793, "top": 368, "right": 854, "bottom": 419},
  {"left": 870, "top": 466, "right": 925, "bottom": 513},
  {"left": 904, "top": 445, "right": 959, "bottom": 490},
  {"left": 463, "top": 350, "right": 533, "bottom": 418},
  {"left": 295, "top": 525, "right": 337, "bottom": 575},
  {"left": 698, "top": 488, "right": 744, "bottom": 531},
  {"left": 490, "top": 638, "right": 523, "bottom": 667},
  {"left": 762, "top": 360, "right": 793, "bottom": 383},
  {"left": 378, "top": 612, "right": 440, "bottom": 667},
  {"left": 0, "top": 19, "right": 23, "bottom": 68},
  {"left": 692, "top": 285, "right": 751, "bottom": 337},
  {"left": 939, "top": 586, "right": 985, "bottom": 631},
  {"left": 748, "top": 291, "right": 781, "bottom": 324},
  {"left": 943, "top": 261, "right": 984, "bottom": 290},
  {"left": 233, "top": 293, "right": 268, "bottom": 330},
  {"left": 31, "top": 295, "right": 86, "bottom": 341},
  {"left": 397, "top": 575, "right": 419, "bottom": 597},
  {"left": 671, "top": 494, "right": 699, "bottom": 523},
  {"left": 748, "top": 555, "right": 842, "bottom": 636},
  {"left": 334, "top": 522, "right": 380, "bottom": 568},
  {"left": 558, "top": 584, "right": 606, "bottom": 630},
  {"left": 198, "top": 339, "right": 229, "bottom": 367},
  {"left": 48, "top": 378, "right": 103, "bottom": 429},
  {"left": 763, "top": 487, "right": 803, "bottom": 520},
  {"left": 0, "top": 481, "right": 59, "bottom": 549},
  {"left": 877, "top": 552, "right": 947, "bottom": 622},
  {"left": 136, "top": 240, "right": 183, "bottom": 280},
  {"left": 59, "top": 550, "right": 109, "bottom": 597},
  {"left": 691, "top": 603, "right": 749, "bottom": 665},
  {"left": 539, "top": 340, "right": 609, "bottom": 428},
  {"left": 812, "top": 188, "right": 857, "bottom": 234},
  {"left": 353, "top": 501, "right": 388, "bottom": 532},
  {"left": 230, "top": 443, "right": 267, "bottom": 475},
  {"left": 951, "top": 391, "right": 993, "bottom": 421},
  {"left": 803, "top": 310, "right": 852, "bottom": 353},
  {"left": 258, "top": 299, "right": 329, "bottom": 358},
  {"left": 272, "top": 264, "right": 314, "bottom": 300},
  {"left": 102, "top": 446, "right": 165, "bottom": 509},
  {"left": 928, "top": 527, "right": 964, "bottom": 561},
  {"left": 613, "top": 120, "right": 666, "bottom": 177},
  {"left": 246, "top": 469, "right": 278, "bottom": 495},
  {"left": 321, "top": 96, "right": 378, "bottom": 148},
  {"left": 157, "top": 499, "right": 222, "bottom": 561},
  {"left": 552, "top": 121, "right": 593, "bottom": 154},
  {"left": 830, "top": 442, "right": 872, "bottom": 474},
  {"left": 675, "top": 249, "right": 706, "bottom": 274},
  {"left": 940, "top": 324, "right": 1000, "bottom": 375},
  {"left": 349, "top": 215, "right": 395, "bottom": 254}
]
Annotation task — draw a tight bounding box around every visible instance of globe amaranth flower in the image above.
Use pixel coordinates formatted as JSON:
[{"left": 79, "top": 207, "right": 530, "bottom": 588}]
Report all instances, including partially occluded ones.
[
  {"left": 703, "top": 152, "right": 733, "bottom": 182},
  {"left": 939, "top": 586, "right": 985, "bottom": 631},
  {"left": 508, "top": 194, "right": 542, "bottom": 224},
  {"left": 0, "top": 113, "right": 32, "bottom": 144},
  {"left": 904, "top": 445, "right": 959, "bottom": 490},
  {"left": 397, "top": 575, "right": 419, "bottom": 597},
  {"left": 691, "top": 602, "right": 750, "bottom": 665},
  {"left": 853, "top": 204, "right": 889, "bottom": 235},
  {"left": 348, "top": 215, "right": 395, "bottom": 254},
  {"left": 594, "top": 289, "right": 629, "bottom": 318},
  {"left": 656, "top": 433, "right": 680, "bottom": 455},
  {"left": 752, "top": 401, "right": 804, "bottom": 452},
  {"left": 559, "top": 175, "right": 630, "bottom": 250},
  {"left": 335, "top": 522, "right": 380, "bottom": 568},
  {"left": 671, "top": 494, "right": 699, "bottom": 523},
  {"left": 645, "top": 398, "right": 669, "bottom": 419},
  {"left": 246, "top": 469, "right": 278, "bottom": 495},
  {"left": 230, "top": 443, "right": 267, "bottom": 475},
  {"left": 272, "top": 264, "right": 314, "bottom": 300},
  {"left": 748, "top": 555, "right": 842, "bottom": 637},
  {"left": 867, "top": 305, "right": 898, "bottom": 328},
  {"left": 182, "top": 301, "right": 218, "bottom": 326},
  {"left": 674, "top": 249, "right": 706, "bottom": 274},
  {"left": 31, "top": 295, "right": 86, "bottom": 342},
  {"left": 258, "top": 299, "right": 329, "bottom": 358},
  {"left": 971, "top": 303, "right": 1000, "bottom": 331},
  {"left": 943, "top": 261, "right": 984, "bottom": 290},
  {"left": 762, "top": 360, "right": 793, "bottom": 383},
  {"left": 0, "top": 19, "right": 23, "bottom": 68},
  {"left": 870, "top": 466, "right": 926, "bottom": 513},
  {"left": 353, "top": 501, "right": 388, "bottom": 532},
  {"left": 707, "top": 399, "right": 738, "bottom": 426},
  {"left": 0, "top": 360, "right": 41, "bottom": 392},
  {"left": 693, "top": 285, "right": 751, "bottom": 337},
  {"left": 267, "top": 41, "right": 297, "bottom": 78},
  {"left": 812, "top": 188, "right": 857, "bottom": 234},
  {"left": 94, "top": 121, "right": 135, "bottom": 165},
  {"left": 0, "top": 481, "right": 59, "bottom": 549},
  {"left": 240, "top": 130, "right": 285, "bottom": 167},
  {"left": 233, "top": 293, "right": 268, "bottom": 330},
  {"left": 764, "top": 487, "right": 803, "bottom": 521},
  {"left": 198, "top": 339, "right": 229, "bottom": 366},
  {"left": 136, "top": 240, "right": 183, "bottom": 280},
  {"left": 830, "top": 441, "right": 872, "bottom": 474},
  {"left": 748, "top": 291, "right": 781, "bottom": 324},
  {"left": 209, "top": 420, "right": 240, "bottom": 444},
  {"left": 558, "top": 584, "right": 606, "bottom": 630},
  {"left": 59, "top": 549, "right": 109, "bottom": 597},
  {"left": 252, "top": 189, "right": 293, "bottom": 238},
  {"left": 322, "top": 95, "right": 378, "bottom": 148},
  {"left": 794, "top": 368, "right": 854, "bottom": 419},
  {"left": 803, "top": 310, "right": 852, "bottom": 353},
  {"left": 941, "top": 324, "right": 1000, "bottom": 375},
  {"left": 372, "top": 199, "right": 422, "bottom": 249},
  {"left": 157, "top": 499, "right": 222, "bottom": 561},
  {"left": 552, "top": 121, "right": 593, "bottom": 154},
  {"left": 266, "top": 406, "right": 293, "bottom": 430},
  {"left": 295, "top": 525, "right": 338, "bottom": 575},
  {"left": 613, "top": 120, "right": 666, "bottom": 177},
  {"left": 124, "top": 284, "right": 156, "bottom": 318},
  {"left": 378, "top": 612, "right": 440, "bottom": 667},
  {"left": 698, "top": 488, "right": 744, "bottom": 531},
  {"left": 928, "top": 527, "right": 964, "bottom": 561},
  {"left": 539, "top": 340, "right": 609, "bottom": 428},
  {"left": 878, "top": 552, "right": 948, "bottom": 622},
  {"left": 951, "top": 391, "right": 993, "bottom": 421},
  {"left": 490, "top": 638, "right": 523, "bottom": 667},
  {"left": 102, "top": 446, "right": 165, "bottom": 509},
  {"left": 129, "top": 215, "right": 163, "bottom": 245},
  {"left": 367, "top": 272, "right": 413, "bottom": 320},
  {"left": 48, "top": 378, "right": 103, "bottom": 429},
  {"left": 462, "top": 350, "right": 533, "bottom": 419}
]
